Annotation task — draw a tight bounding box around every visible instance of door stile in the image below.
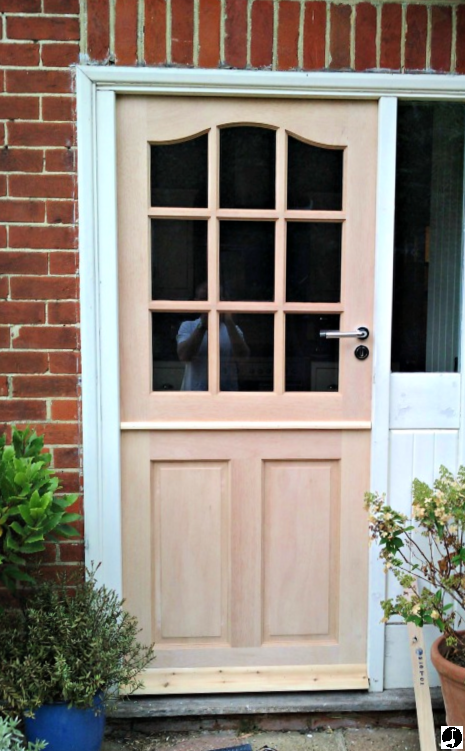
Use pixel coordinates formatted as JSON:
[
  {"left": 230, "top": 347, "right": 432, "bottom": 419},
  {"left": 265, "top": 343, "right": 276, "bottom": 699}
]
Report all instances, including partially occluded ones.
[
  {"left": 230, "top": 456, "right": 262, "bottom": 648},
  {"left": 121, "top": 430, "right": 152, "bottom": 638}
]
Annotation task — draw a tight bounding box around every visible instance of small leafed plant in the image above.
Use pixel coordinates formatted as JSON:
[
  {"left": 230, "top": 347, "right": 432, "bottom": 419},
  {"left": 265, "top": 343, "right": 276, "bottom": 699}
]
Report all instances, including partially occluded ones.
[
  {"left": 0, "top": 427, "right": 81, "bottom": 591},
  {"left": 365, "top": 465, "right": 465, "bottom": 666},
  {"left": 0, "top": 715, "right": 46, "bottom": 751},
  {"left": 0, "top": 567, "right": 155, "bottom": 712}
]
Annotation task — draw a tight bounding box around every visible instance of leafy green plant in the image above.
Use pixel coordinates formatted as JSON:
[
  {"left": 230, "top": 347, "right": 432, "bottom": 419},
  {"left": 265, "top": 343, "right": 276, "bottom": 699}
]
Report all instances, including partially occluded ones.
[
  {"left": 0, "top": 567, "right": 155, "bottom": 712},
  {"left": 0, "top": 715, "right": 47, "bottom": 751},
  {"left": 0, "top": 427, "right": 81, "bottom": 591},
  {"left": 366, "top": 465, "right": 465, "bottom": 665}
]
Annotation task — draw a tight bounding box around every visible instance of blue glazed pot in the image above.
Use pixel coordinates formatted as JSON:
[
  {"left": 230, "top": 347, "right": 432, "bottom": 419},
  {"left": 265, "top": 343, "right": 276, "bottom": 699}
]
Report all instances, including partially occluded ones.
[{"left": 24, "top": 695, "right": 106, "bottom": 751}]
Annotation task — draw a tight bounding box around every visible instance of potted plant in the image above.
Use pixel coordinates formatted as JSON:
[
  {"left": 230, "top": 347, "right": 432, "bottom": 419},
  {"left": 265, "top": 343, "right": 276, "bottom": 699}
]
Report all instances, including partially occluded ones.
[
  {"left": 365, "top": 465, "right": 465, "bottom": 725},
  {"left": 0, "top": 426, "right": 82, "bottom": 593},
  {"left": 0, "top": 715, "right": 46, "bottom": 751},
  {"left": 0, "top": 568, "right": 155, "bottom": 751}
]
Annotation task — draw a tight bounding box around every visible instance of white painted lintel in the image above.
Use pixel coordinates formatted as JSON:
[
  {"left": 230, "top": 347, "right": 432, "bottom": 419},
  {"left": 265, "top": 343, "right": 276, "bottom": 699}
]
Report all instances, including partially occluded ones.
[{"left": 78, "top": 67, "right": 465, "bottom": 100}]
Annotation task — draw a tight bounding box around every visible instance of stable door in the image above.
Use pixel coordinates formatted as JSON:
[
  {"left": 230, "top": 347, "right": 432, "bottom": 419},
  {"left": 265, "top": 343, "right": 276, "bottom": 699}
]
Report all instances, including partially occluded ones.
[{"left": 117, "top": 96, "right": 377, "bottom": 693}]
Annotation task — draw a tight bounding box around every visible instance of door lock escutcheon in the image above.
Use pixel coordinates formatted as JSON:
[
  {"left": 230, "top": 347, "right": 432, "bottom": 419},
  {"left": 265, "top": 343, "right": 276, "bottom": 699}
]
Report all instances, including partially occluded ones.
[{"left": 355, "top": 345, "right": 369, "bottom": 360}]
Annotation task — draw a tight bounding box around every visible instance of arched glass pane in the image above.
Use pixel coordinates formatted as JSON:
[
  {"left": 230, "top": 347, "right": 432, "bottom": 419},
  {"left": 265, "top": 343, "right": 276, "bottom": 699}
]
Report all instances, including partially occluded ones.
[
  {"left": 151, "top": 134, "right": 208, "bottom": 208},
  {"left": 286, "top": 223, "right": 342, "bottom": 302},
  {"left": 287, "top": 136, "right": 343, "bottom": 211},
  {"left": 220, "top": 126, "right": 276, "bottom": 209}
]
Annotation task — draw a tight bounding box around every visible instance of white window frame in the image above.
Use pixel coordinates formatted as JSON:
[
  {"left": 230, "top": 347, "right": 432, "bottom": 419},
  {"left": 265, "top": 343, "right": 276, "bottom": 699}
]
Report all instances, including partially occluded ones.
[{"left": 76, "top": 67, "right": 465, "bottom": 693}]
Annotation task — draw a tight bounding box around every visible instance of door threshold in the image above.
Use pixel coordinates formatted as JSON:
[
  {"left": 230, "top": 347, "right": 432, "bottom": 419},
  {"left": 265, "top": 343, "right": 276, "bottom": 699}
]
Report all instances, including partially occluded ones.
[{"left": 109, "top": 688, "right": 444, "bottom": 719}]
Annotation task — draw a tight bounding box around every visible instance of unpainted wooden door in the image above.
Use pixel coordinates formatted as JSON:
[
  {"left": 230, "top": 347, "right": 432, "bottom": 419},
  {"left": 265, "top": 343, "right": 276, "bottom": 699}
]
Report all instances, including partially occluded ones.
[{"left": 117, "top": 96, "right": 377, "bottom": 693}]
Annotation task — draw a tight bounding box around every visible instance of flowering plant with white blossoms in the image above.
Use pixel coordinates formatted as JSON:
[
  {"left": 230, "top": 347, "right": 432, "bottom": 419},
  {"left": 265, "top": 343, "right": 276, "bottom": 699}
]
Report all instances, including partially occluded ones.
[{"left": 365, "top": 465, "right": 465, "bottom": 666}]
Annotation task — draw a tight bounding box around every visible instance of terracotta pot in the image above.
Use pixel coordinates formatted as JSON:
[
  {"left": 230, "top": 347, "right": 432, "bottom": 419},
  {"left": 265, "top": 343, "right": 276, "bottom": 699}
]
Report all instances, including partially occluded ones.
[{"left": 431, "top": 632, "right": 465, "bottom": 726}]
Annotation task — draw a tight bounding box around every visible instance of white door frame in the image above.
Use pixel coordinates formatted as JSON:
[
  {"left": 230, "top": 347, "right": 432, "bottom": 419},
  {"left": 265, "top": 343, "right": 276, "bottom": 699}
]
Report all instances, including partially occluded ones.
[{"left": 76, "top": 67, "right": 465, "bottom": 692}]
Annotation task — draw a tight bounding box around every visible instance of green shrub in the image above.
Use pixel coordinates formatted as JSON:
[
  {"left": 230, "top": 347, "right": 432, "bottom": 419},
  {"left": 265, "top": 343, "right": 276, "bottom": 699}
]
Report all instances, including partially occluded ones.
[
  {"left": 0, "top": 427, "right": 81, "bottom": 592},
  {"left": 366, "top": 465, "right": 465, "bottom": 664},
  {"left": 0, "top": 715, "right": 47, "bottom": 751},
  {"left": 0, "top": 568, "right": 155, "bottom": 712}
]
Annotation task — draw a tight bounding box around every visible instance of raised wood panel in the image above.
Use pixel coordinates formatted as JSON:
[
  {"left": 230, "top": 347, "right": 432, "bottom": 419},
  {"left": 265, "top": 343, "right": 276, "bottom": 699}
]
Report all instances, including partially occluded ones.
[
  {"left": 263, "top": 461, "right": 338, "bottom": 642},
  {"left": 153, "top": 461, "right": 230, "bottom": 643}
]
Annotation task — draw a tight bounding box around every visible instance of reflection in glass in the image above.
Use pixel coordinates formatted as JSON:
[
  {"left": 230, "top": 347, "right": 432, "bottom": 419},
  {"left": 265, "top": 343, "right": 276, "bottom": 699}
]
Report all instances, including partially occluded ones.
[
  {"left": 220, "top": 127, "right": 276, "bottom": 209},
  {"left": 152, "top": 312, "right": 208, "bottom": 391},
  {"left": 392, "top": 103, "right": 465, "bottom": 373},
  {"left": 286, "top": 223, "right": 341, "bottom": 302},
  {"left": 151, "top": 134, "right": 208, "bottom": 208},
  {"left": 151, "top": 220, "right": 207, "bottom": 300},
  {"left": 220, "top": 221, "right": 275, "bottom": 301},
  {"left": 220, "top": 314, "right": 274, "bottom": 392},
  {"left": 286, "top": 314, "right": 339, "bottom": 392},
  {"left": 287, "top": 136, "right": 343, "bottom": 211}
]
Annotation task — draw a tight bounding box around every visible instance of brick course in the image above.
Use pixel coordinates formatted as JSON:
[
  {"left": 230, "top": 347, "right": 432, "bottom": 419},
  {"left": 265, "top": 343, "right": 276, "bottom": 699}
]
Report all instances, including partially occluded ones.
[
  {"left": 278, "top": 1, "right": 300, "bottom": 70},
  {"left": 0, "top": 0, "right": 463, "bottom": 575}
]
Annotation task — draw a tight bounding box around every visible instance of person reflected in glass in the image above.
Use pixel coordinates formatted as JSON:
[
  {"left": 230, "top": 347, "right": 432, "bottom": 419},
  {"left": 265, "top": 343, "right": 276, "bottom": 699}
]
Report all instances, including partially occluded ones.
[{"left": 177, "top": 281, "right": 249, "bottom": 391}]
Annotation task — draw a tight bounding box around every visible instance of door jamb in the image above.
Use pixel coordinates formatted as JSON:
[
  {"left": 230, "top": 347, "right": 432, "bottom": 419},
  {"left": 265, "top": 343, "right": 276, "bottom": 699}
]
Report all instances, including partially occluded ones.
[{"left": 76, "top": 67, "right": 465, "bottom": 693}]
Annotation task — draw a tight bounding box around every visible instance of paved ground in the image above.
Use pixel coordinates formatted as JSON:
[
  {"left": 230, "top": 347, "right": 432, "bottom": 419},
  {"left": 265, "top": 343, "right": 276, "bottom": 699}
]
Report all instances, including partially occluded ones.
[{"left": 101, "top": 726, "right": 440, "bottom": 751}]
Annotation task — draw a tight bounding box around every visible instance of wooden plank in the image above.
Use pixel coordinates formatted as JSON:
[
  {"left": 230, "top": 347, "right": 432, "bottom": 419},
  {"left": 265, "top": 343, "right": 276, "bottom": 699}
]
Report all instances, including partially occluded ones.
[
  {"left": 387, "top": 431, "right": 414, "bottom": 606},
  {"left": 131, "top": 664, "right": 369, "bottom": 695},
  {"left": 407, "top": 622, "right": 437, "bottom": 751}
]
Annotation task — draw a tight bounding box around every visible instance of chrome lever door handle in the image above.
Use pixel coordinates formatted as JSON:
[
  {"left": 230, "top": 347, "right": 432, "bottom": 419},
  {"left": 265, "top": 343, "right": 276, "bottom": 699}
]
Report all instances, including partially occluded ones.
[{"left": 319, "top": 326, "right": 369, "bottom": 340}]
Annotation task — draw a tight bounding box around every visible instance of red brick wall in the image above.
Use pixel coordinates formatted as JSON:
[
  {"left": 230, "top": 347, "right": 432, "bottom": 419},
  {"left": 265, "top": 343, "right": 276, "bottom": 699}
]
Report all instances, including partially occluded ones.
[
  {"left": 0, "top": 0, "right": 82, "bottom": 571},
  {"left": 84, "top": 1, "right": 465, "bottom": 73},
  {"left": 0, "top": 0, "right": 463, "bottom": 571}
]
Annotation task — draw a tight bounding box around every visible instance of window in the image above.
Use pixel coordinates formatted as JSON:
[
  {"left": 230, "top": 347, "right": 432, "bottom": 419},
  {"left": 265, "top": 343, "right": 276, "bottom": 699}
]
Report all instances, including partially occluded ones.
[
  {"left": 150, "top": 126, "right": 344, "bottom": 393},
  {"left": 391, "top": 102, "right": 465, "bottom": 373}
]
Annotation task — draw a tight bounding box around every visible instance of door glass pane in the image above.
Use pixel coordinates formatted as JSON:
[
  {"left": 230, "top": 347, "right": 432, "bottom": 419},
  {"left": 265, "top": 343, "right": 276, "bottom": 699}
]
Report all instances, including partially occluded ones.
[
  {"left": 392, "top": 102, "right": 465, "bottom": 372},
  {"left": 220, "top": 126, "right": 276, "bottom": 209},
  {"left": 219, "top": 313, "right": 274, "bottom": 391},
  {"left": 151, "top": 134, "right": 208, "bottom": 208},
  {"left": 287, "top": 136, "right": 343, "bottom": 211},
  {"left": 151, "top": 220, "right": 208, "bottom": 301},
  {"left": 286, "top": 223, "right": 342, "bottom": 302},
  {"left": 152, "top": 312, "right": 209, "bottom": 391},
  {"left": 220, "top": 221, "right": 275, "bottom": 301},
  {"left": 286, "top": 314, "right": 339, "bottom": 392}
]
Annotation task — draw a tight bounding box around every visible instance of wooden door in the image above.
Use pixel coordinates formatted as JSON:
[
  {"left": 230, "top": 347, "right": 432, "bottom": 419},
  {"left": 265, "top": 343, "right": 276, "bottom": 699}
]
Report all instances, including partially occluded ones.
[{"left": 117, "top": 97, "right": 377, "bottom": 693}]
